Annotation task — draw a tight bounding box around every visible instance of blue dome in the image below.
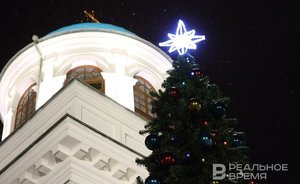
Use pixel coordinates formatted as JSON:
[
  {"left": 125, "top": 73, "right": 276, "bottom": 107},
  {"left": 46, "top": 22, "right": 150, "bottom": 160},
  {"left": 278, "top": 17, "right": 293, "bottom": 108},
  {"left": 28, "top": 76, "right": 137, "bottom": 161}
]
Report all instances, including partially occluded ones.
[{"left": 48, "top": 22, "right": 135, "bottom": 35}]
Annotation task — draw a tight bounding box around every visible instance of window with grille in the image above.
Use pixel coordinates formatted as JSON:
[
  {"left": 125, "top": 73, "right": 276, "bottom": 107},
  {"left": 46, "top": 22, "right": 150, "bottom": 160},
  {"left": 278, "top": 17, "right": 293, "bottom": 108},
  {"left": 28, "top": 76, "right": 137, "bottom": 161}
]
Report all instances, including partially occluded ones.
[
  {"left": 65, "top": 65, "right": 105, "bottom": 93},
  {"left": 134, "top": 77, "right": 155, "bottom": 120},
  {"left": 15, "top": 84, "right": 37, "bottom": 129}
]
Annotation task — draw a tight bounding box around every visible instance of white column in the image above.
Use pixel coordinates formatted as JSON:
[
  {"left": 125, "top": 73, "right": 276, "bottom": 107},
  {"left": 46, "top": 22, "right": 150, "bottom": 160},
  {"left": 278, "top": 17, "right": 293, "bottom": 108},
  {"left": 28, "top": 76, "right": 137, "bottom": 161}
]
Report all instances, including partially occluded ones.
[
  {"left": 101, "top": 49, "right": 138, "bottom": 111},
  {"left": 2, "top": 107, "right": 15, "bottom": 140},
  {"left": 101, "top": 73, "right": 137, "bottom": 111}
]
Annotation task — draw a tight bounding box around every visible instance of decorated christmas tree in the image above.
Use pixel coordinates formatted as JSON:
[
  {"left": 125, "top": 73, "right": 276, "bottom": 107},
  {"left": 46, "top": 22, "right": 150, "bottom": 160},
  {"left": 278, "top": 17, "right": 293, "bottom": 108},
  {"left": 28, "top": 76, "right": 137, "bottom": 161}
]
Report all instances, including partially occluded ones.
[{"left": 136, "top": 20, "right": 249, "bottom": 184}]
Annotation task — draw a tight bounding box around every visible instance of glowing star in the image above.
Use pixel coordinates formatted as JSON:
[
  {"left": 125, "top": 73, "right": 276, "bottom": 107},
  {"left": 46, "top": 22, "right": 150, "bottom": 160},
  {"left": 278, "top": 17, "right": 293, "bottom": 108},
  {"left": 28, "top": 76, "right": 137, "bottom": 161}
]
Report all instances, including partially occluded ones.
[{"left": 159, "top": 20, "right": 205, "bottom": 55}]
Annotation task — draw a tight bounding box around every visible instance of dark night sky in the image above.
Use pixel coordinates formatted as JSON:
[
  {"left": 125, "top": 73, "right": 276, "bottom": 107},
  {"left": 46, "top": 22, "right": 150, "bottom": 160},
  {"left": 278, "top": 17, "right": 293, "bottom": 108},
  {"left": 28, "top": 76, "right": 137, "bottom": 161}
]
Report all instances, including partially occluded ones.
[{"left": 0, "top": 0, "right": 298, "bottom": 183}]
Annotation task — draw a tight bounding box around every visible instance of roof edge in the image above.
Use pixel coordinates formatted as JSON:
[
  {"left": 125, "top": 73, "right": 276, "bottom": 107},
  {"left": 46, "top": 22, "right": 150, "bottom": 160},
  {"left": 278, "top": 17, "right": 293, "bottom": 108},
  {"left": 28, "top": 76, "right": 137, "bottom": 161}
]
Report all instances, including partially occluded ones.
[
  {"left": 47, "top": 22, "right": 136, "bottom": 35},
  {"left": 0, "top": 29, "right": 173, "bottom": 85}
]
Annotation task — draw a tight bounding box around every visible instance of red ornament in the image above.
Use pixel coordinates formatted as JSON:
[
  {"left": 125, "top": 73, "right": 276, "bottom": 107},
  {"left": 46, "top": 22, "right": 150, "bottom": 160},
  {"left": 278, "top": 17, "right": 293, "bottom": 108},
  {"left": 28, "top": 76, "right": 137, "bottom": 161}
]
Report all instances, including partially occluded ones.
[
  {"left": 248, "top": 181, "right": 256, "bottom": 184},
  {"left": 195, "top": 69, "right": 204, "bottom": 77},
  {"left": 203, "top": 121, "right": 208, "bottom": 126},
  {"left": 191, "top": 68, "right": 204, "bottom": 78},
  {"left": 169, "top": 87, "right": 178, "bottom": 97},
  {"left": 224, "top": 141, "right": 228, "bottom": 146},
  {"left": 159, "top": 152, "right": 176, "bottom": 166}
]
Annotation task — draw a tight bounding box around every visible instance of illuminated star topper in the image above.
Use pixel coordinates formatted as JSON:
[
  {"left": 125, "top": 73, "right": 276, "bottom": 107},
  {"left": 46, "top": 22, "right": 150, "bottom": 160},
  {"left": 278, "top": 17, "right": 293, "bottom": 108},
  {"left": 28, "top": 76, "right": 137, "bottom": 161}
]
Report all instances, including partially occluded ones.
[{"left": 159, "top": 20, "right": 205, "bottom": 55}]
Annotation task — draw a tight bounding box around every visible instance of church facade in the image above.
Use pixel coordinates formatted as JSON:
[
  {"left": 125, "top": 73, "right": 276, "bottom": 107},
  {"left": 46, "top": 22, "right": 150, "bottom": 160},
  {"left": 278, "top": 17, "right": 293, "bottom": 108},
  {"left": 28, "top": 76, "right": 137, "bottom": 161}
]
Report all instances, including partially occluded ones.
[{"left": 0, "top": 23, "right": 172, "bottom": 184}]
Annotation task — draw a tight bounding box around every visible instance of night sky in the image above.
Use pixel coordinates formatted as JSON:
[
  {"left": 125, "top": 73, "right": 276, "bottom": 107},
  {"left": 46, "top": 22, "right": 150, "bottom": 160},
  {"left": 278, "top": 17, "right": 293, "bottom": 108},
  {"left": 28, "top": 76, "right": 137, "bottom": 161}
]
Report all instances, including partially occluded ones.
[{"left": 0, "top": 0, "right": 298, "bottom": 183}]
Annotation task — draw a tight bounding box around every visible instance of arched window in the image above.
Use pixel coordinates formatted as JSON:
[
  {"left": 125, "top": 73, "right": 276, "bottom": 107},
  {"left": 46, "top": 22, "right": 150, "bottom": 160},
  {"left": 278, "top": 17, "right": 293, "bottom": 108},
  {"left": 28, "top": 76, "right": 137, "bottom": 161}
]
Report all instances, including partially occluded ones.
[
  {"left": 15, "top": 84, "right": 37, "bottom": 129},
  {"left": 134, "top": 76, "right": 155, "bottom": 120},
  {"left": 65, "top": 65, "right": 105, "bottom": 93}
]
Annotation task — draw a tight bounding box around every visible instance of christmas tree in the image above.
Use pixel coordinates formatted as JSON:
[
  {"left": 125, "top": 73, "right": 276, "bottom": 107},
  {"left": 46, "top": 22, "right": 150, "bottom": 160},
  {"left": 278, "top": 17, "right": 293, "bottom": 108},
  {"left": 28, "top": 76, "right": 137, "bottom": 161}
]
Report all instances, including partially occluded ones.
[{"left": 136, "top": 54, "right": 249, "bottom": 184}]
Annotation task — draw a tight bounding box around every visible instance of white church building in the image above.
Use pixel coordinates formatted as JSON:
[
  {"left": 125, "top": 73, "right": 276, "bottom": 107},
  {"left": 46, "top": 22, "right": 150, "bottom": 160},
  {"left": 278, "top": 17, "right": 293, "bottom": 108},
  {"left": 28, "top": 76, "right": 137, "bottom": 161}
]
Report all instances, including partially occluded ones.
[{"left": 0, "top": 22, "right": 173, "bottom": 184}]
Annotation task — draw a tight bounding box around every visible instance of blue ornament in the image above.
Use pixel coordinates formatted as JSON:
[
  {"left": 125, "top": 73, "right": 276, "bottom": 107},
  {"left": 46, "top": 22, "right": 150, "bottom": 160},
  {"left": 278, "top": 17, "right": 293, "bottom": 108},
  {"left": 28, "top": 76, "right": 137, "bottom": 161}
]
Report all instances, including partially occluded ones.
[
  {"left": 200, "top": 134, "right": 213, "bottom": 146},
  {"left": 145, "top": 134, "right": 160, "bottom": 150},
  {"left": 211, "top": 102, "right": 226, "bottom": 119},
  {"left": 231, "top": 136, "right": 245, "bottom": 147},
  {"left": 145, "top": 176, "right": 161, "bottom": 184}
]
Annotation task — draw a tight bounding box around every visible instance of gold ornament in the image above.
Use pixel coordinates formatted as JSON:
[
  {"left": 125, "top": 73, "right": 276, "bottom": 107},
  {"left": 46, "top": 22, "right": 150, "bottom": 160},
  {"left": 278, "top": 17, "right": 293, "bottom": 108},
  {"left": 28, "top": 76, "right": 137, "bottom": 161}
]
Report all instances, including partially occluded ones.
[{"left": 188, "top": 98, "right": 202, "bottom": 112}]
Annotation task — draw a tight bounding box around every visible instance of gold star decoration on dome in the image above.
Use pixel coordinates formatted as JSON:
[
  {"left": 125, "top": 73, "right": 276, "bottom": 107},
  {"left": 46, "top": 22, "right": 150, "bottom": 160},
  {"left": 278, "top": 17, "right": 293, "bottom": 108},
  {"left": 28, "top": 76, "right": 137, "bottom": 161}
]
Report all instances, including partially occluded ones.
[{"left": 82, "top": 10, "right": 100, "bottom": 23}]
